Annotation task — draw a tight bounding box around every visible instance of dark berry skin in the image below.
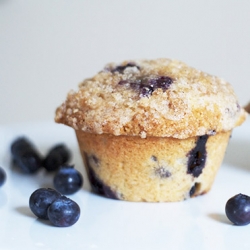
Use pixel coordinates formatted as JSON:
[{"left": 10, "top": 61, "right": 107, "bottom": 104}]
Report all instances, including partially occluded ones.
[
  {"left": 47, "top": 196, "right": 80, "bottom": 227},
  {"left": 0, "top": 167, "right": 6, "bottom": 187},
  {"left": 53, "top": 165, "right": 83, "bottom": 195},
  {"left": 187, "top": 135, "right": 208, "bottom": 177},
  {"left": 119, "top": 75, "right": 173, "bottom": 97},
  {"left": 111, "top": 63, "right": 140, "bottom": 73},
  {"left": 189, "top": 183, "right": 200, "bottom": 197},
  {"left": 29, "top": 188, "right": 61, "bottom": 219},
  {"left": 43, "top": 144, "right": 71, "bottom": 172},
  {"left": 84, "top": 153, "right": 119, "bottom": 200},
  {"left": 225, "top": 194, "right": 250, "bottom": 225},
  {"left": 87, "top": 166, "right": 118, "bottom": 199},
  {"left": 10, "top": 137, "right": 42, "bottom": 174}
]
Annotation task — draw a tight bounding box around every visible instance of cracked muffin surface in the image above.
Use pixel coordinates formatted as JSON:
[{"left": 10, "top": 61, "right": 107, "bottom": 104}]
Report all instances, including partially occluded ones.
[{"left": 55, "top": 58, "right": 247, "bottom": 139}]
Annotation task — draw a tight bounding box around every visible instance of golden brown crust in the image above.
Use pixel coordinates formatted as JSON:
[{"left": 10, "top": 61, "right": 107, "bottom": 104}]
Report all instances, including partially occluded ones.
[{"left": 55, "top": 58, "right": 247, "bottom": 139}]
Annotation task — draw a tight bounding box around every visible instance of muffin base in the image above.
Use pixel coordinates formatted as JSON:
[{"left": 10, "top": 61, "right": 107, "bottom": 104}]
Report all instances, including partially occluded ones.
[{"left": 76, "top": 131, "right": 231, "bottom": 202}]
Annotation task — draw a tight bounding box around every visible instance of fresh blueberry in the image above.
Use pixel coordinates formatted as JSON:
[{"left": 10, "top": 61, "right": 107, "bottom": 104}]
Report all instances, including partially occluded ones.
[
  {"left": 29, "top": 188, "right": 61, "bottom": 219},
  {"left": 225, "top": 193, "right": 250, "bottom": 226},
  {"left": 47, "top": 196, "right": 80, "bottom": 227},
  {"left": 53, "top": 165, "right": 83, "bottom": 195},
  {"left": 10, "top": 137, "right": 42, "bottom": 174},
  {"left": 0, "top": 167, "right": 6, "bottom": 187},
  {"left": 43, "top": 144, "right": 71, "bottom": 172}
]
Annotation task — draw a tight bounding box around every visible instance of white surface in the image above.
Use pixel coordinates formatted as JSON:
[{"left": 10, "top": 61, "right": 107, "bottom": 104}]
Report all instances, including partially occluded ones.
[
  {"left": 0, "top": 0, "right": 250, "bottom": 125},
  {"left": 0, "top": 118, "right": 249, "bottom": 250},
  {"left": 0, "top": 2, "right": 250, "bottom": 249}
]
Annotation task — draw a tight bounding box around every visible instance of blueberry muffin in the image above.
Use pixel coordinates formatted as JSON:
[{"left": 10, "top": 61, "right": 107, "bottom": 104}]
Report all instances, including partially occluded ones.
[{"left": 55, "top": 58, "right": 247, "bottom": 202}]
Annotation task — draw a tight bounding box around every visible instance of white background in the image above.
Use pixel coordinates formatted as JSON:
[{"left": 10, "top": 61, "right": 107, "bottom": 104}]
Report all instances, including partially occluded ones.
[
  {"left": 1, "top": 2, "right": 250, "bottom": 249},
  {"left": 1, "top": 0, "right": 250, "bottom": 125}
]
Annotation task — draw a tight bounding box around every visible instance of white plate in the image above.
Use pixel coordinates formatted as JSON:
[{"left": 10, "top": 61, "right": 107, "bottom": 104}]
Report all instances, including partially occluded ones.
[{"left": 0, "top": 118, "right": 250, "bottom": 250}]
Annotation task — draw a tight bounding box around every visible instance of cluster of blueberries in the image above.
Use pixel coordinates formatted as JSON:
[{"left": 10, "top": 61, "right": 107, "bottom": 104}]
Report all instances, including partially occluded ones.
[
  {"left": 29, "top": 188, "right": 80, "bottom": 227},
  {"left": 10, "top": 137, "right": 83, "bottom": 194},
  {"left": 2, "top": 137, "right": 83, "bottom": 227}
]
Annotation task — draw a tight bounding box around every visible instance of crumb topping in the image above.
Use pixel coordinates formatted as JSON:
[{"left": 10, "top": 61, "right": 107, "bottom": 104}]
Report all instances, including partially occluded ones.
[{"left": 55, "top": 58, "right": 247, "bottom": 138}]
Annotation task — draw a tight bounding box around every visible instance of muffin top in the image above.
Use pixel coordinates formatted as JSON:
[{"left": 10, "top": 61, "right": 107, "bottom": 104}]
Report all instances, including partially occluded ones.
[{"left": 55, "top": 58, "right": 247, "bottom": 139}]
